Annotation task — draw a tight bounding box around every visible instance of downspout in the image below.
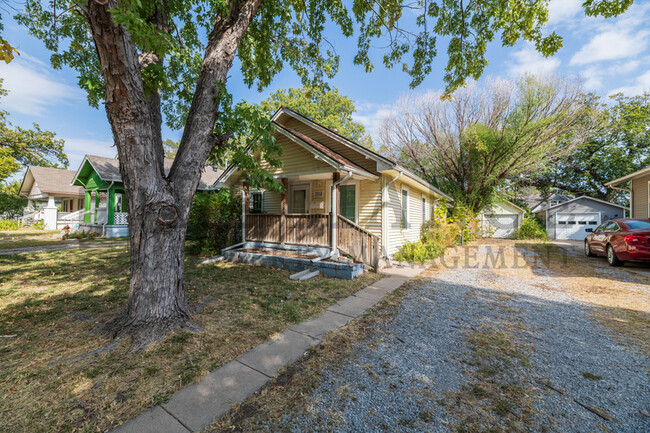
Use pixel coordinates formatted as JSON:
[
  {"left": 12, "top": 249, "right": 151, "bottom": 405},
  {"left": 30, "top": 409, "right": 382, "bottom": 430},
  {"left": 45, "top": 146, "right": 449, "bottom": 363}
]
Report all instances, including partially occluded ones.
[
  {"left": 382, "top": 171, "right": 403, "bottom": 258},
  {"left": 321, "top": 171, "right": 353, "bottom": 260},
  {"left": 241, "top": 187, "right": 246, "bottom": 243}
]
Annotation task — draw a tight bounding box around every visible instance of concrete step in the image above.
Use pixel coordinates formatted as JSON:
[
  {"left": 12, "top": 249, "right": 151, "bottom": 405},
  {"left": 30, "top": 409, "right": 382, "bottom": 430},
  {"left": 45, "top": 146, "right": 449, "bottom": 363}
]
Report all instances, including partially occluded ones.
[{"left": 289, "top": 268, "right": 320, "bottom": 281}]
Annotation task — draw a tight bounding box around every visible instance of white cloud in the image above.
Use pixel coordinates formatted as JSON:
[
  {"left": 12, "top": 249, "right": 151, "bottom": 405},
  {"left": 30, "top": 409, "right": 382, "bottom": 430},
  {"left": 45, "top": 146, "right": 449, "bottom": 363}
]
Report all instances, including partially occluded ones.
[
  {"left": 352, "top": 102, "right": 394, "bottom": 142},
  {"left": 507, "top": 45, "right": 561, "bottom": 77},
  {"left": 0, "top": 53, "right": 83, "bottom": 116},
  {"left": 61, "top": 137, "right": 117, "bottom": 170},
  {"left": 608, "top": 70, "right": 650, "bottom": 96},
  {"left": 547, "top": 0, "right": 583, "bottom": 25}
]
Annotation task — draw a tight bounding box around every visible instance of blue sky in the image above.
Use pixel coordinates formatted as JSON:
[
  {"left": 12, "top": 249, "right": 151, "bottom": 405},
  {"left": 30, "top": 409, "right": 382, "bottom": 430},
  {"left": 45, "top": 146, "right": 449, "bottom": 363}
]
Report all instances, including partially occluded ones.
[{"left": 1, "top": 0, "right": 649, "bottom": 175}]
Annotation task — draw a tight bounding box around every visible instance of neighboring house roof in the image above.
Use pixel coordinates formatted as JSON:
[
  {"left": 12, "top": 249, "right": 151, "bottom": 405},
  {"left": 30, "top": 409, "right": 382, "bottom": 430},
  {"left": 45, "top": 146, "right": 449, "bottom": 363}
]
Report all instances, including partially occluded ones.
[
  {"left": 605, "top": 166, "right": 650, "bottom": 187},
  {"left": 73, "top": 155, "right": 223, "bottom": 190},
  {"left": 217, "top": 107, "right": 453, "bottom": 201},
  {"left": 530, "top": 193, "right": 573, "bottom": 213},
  {"left": 19, "top": 166, "right": 84, "bottom": 198},
  {"left": 546, "top": 195, "right": 628, "bottom": 211},
  {"left": 482, "top": 199, "right": 526, "bottom": 215}
]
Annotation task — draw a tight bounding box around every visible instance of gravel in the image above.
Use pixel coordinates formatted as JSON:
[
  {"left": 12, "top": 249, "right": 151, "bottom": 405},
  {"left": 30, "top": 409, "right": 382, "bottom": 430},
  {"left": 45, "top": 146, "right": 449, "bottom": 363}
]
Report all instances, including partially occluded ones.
[{"left": 267, "top": 244, "right": 650, "bottom": 433}]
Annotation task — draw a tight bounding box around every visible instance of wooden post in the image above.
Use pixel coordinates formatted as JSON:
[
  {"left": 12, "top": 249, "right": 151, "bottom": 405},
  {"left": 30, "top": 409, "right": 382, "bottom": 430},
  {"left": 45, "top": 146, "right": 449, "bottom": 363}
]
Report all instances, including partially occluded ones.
[
  {"left": 242, "top": 182, "right": 249, "bottom": 242},
  {"left": 94, "top": 191, "right": 100, "bottom": 223},
  {"left": 84, "top": 190, "right": 92, "bottom": 223},
  {"left": 107, "top": 187, "right": 116, "bottom": 225},
  {"left": 280, "top": 178, "right": 288, "bottom": 243}
]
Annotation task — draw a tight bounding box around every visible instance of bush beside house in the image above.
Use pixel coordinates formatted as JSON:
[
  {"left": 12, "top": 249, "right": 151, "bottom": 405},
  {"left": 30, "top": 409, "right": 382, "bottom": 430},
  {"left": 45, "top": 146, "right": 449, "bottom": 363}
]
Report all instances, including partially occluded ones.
[{"left": 187, "top": 190, "right": 242, "bottom": 255}]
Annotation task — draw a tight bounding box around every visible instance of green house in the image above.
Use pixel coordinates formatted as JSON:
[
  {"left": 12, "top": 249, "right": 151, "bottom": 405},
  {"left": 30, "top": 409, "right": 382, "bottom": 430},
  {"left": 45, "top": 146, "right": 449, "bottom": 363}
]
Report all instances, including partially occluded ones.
[{"left": 72, "top": 155, "right": 223, "bottom": 237}]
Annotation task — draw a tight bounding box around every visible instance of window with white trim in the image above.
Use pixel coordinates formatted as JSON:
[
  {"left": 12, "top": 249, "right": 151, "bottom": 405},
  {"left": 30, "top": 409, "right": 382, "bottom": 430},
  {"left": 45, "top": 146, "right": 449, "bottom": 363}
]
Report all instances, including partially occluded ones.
[
  {"left": 250, "top": 191, "right": 263, "bottom": 214},
  {"left": 401, "top": 188, "right": 409, "bottom": 229}
]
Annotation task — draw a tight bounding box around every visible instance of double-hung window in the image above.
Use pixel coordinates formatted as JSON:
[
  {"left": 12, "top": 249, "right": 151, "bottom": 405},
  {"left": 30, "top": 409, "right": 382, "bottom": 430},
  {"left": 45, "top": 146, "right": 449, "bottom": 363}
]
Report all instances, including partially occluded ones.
[
  {"left": 401, "top": 188, "right": 409, "bottom": 229},
  {"left": 250, "top": 191, "right": 263, "bottom": 213}
]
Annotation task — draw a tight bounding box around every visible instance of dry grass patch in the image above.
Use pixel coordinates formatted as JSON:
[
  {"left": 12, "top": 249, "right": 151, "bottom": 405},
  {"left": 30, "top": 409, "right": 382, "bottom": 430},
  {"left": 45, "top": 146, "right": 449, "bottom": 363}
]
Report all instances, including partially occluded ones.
[
  {"left": 0, "top": 228, "right": 64, "bottom": 249},
  {"left": 0, "top": 246, "right": 381, "bottom": 433}
]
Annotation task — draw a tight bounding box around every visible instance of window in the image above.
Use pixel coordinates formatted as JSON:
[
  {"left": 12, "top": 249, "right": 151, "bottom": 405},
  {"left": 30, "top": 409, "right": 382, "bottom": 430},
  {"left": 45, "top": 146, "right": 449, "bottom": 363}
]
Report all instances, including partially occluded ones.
[
  {"left": 422, "top": 197, "right": 427, "bottom": 223},
  {"left": 401, "top": 188, "right": 409, "bottom": 229},
  {"left": 626, "top": 220, "right": 650, "bottom": 230},
  {"left": 578, "top": 221, "right": 587, "bottom": 225},
  {"left": 250, "top": 191, "right": 263, "bottom": 214},
  {"left": 588, "top": 221, "right": 597, "bottom": 225},
  {"left": 339, "top": 185, "right": 356, "bottom": 223},
  {"left": 567, "top": 221, "right": 577, "bottom": 225},
  {"left": 558, "top": 221, "right": 567, "bottom": 225},
  {"left": 289, "top": 184, "right": 309, "bottom": 213}
]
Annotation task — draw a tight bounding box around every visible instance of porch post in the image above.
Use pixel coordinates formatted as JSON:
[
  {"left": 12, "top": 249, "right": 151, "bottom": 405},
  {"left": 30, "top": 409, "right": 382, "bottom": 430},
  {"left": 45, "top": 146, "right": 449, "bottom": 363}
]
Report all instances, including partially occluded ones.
[
  {"left": 94, "top": 192, "right": 100, "bottom": 223},
  {"left": 84, "top": 191, "right": 91, "bottom": 223},
  {"left": 331, "top": 172, "right": 340, "bottom": 249},
  {"left": 107, "top": 187, "right": 116, "bottom": 225},
  {"left": 242, "top": 182, "right": 249, "bottom": 243},
  {"left": 280, "top": 177, "right": 288, "bottom": 243}
]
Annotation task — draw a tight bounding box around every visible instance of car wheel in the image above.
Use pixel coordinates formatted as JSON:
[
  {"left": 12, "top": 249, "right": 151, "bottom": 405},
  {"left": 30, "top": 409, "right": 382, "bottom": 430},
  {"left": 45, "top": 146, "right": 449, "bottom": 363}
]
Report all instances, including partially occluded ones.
[
  {"left": 606, "top": 245, "right": 623, "bottom": 267},
  {"left": 584, "top": 241, "right": 595, "bottom": 257}
]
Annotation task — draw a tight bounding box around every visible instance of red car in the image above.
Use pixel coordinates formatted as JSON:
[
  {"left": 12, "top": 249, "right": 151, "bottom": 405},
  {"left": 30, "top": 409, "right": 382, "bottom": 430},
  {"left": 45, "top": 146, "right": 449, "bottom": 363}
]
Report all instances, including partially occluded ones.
[{"left": 584, "top": 219, "right": 650, "bottom": 266}]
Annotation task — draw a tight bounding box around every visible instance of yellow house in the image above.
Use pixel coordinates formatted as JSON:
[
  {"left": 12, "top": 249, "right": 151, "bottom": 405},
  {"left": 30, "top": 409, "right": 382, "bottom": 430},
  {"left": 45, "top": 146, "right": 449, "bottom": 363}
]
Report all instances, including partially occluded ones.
[{"left": 217, "top": 107, "right": 451, "bottom": 269}]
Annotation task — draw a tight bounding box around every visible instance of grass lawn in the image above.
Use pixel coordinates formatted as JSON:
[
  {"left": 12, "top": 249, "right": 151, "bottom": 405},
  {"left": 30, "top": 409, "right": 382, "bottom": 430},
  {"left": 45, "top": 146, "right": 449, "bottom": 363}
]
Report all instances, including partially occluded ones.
[
  {"left": 0, "top": 228, "right": 64, "bottom": 249},
  {"left": 0, "top": 245, "right": 382, "bottom": 433}
]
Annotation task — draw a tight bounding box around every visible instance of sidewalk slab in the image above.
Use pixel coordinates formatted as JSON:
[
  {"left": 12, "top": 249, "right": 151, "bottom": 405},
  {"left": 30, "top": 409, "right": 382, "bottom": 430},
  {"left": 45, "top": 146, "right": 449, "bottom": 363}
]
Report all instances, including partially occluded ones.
[
  {"left": 290, "top": 310, "right": 353, "bottom": 340},
  {"left": 112, "top": 406, "right": 189, "bottom": 433},
  {"left": 354, "top": 278, "right": 405, "bottom": 300},
  {"left": 237, "top": 329, "right": 319, "bottom": 377},
  {"left": 368, "top": 275, "right": 409, "bottom": 289},
  {"left": 327, "top": 294, "right": 380, "bottom": 318},
  {"left": 162, "top": 360, "right": 268, "bottom": 432},
  {"left": 380, "top": 266, "right": 427, "bottom": 278}
]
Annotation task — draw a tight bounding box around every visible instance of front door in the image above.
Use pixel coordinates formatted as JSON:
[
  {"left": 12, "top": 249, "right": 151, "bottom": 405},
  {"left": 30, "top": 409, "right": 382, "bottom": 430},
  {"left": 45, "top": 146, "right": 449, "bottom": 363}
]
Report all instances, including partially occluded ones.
[
  {"left": 290, "top": 184, "right": 309, "bottom": 213},
  {"left": 339, "top": 184, "right": 356, "bottom": 223}
]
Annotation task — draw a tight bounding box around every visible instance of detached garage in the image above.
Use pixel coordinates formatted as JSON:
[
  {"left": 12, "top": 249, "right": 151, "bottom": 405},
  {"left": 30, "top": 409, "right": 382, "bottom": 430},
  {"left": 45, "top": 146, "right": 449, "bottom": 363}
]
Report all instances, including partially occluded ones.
[
  {"left": 547, "top": 196, "right": 628, "bottom": 240},
  {"left": 481, "top": 200, "right": 526, "bottom": 238}
]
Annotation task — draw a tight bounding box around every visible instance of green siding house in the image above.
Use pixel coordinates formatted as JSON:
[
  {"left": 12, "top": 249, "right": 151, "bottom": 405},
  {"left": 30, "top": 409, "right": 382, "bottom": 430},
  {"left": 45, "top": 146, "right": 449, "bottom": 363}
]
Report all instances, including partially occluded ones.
[{"left": 72, "top": 155, "right": 223, "bottom": 237}]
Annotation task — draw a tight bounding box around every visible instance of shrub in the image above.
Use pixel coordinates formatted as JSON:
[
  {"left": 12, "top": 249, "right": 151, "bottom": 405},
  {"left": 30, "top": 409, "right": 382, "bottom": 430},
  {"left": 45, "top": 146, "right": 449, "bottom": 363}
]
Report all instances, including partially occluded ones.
[
  {"left": 32, "top": 220, "right": 46, "bottom": 230},
  {"left": 515, "top": 216, "right": 548, "bottom": 240},
  {"left": 64, "top": 231, "right": 99, "bottom": 241},
  {"left": 187, "top": 190, "right": 242, "bottom": 256},
  {"left": 0, "top": 218, "right": 24, "bottom": 230}
]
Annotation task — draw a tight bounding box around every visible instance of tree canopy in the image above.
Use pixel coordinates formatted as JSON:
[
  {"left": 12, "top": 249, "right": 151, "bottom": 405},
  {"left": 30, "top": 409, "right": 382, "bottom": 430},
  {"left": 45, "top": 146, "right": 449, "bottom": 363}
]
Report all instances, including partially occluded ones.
[
  {"left": 380, "top": 76, "right": 595, "bottom": 213},
  {"left": 0, "top": 80, "right": 68, "bottom": 183},
  {"left": 524, "top": 92, "right": 650, "bottom": 203},
  {"left": 259, "top": 86, "right": 373, "bottom": 148}
]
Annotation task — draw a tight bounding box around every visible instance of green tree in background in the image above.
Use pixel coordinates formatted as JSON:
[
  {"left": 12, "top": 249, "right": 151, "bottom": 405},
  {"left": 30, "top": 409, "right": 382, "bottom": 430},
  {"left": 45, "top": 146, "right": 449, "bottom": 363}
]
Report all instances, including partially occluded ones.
[
  {"left": 381, "top": 76, "right": 596, "bottom": 213},
  {"left": 525, "top": 92, "right": 650, "bottom": 203},
  {"left": 13, "top": 0, "right": 632, "bottom": 346},
  {"left": 0, "top": 80, "right": 68, "bottom": 182},
  {"left": 260, "top": 86, "right": 373, "bottom": 148},
  {"left": 0, "top": 182, "right": 27, "bottom": 218}
]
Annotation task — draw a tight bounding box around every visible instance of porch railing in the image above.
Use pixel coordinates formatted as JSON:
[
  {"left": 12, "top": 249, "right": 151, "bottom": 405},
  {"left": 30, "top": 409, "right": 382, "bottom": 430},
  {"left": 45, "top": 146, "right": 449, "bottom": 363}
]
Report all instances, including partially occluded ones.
[
  {"left": 114, "top": 212, "right": 128, "bottom": 225},
  {"left": 245, "top": 213, "right": 330, "bottom": 247},
  {"left": 337, "top": 215, "right": 380, "bottom": 269}
]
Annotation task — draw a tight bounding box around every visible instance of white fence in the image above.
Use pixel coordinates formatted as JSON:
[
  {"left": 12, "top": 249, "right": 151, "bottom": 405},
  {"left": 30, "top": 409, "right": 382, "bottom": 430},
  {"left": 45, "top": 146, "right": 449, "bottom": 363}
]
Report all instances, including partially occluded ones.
[{"left": 114, "top": 212, "right": 128, "bottom": 225}]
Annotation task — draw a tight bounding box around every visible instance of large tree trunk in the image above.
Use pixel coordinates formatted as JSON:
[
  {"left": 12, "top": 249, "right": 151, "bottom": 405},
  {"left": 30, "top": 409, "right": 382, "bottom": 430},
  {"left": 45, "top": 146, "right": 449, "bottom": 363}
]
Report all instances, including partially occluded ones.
[{"left": 84, "top": 0, "right": 263, "bottom": 349}]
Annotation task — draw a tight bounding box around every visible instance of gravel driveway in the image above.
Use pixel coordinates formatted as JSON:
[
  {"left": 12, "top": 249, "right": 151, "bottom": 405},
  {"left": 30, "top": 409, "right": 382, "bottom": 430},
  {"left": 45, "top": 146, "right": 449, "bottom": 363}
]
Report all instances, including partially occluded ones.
[{"left": 260, "top": 242, "right": 650, "bottom": 433}]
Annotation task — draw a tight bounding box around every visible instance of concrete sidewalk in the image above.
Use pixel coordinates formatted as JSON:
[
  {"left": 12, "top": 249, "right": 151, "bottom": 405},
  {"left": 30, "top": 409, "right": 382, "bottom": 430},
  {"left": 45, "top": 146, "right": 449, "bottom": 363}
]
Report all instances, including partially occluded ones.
[
  {"left": 113, "top": 267, "right": 426, "bottom": 433},
  {"left": 0, "top": 241, "right": 128, "bottom": 256}
]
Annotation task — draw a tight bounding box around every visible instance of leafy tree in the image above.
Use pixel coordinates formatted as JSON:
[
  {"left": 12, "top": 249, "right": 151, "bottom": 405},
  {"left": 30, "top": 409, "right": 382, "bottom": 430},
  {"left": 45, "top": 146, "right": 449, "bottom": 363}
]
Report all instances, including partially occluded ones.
[
  {"left": 380, "top": 76, "right": 596, "bottom": 213},
  {"left": 260, "top": 86, "right": 373, "bottom": 148},
  {"left": 13, "top": 0, "right": 631, "bottom": 347},
  {"left": 0, "top": 81, "right": 68, "bottom": 181},
  {"left": 0, "top": 181, "right": 27, "bottom": 218},
  {"left": 162, "top": 139, "right": 180, "bottom": 159},
  {"left": 525, "top": 92, "right": 650, "bottom": 203}
]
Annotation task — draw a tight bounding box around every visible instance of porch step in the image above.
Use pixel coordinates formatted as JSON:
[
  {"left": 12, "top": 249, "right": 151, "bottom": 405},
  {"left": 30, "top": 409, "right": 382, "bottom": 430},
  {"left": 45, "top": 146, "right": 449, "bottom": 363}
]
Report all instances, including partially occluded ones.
[{"left": 289, "top": 268, "right": 320, "bottom": 281}]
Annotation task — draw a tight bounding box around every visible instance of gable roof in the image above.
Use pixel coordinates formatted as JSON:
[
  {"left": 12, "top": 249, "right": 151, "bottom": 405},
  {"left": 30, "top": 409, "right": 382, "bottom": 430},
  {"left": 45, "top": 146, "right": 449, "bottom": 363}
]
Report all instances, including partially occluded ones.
[
  {"left": 217, "top": 107, "right": 453, "bottom": 200},
  {"left": 546, "top": 195, "right": 628, "bottom": 211},
  {"left": 73, "top": 155, "right": 223, "bottom": 190},
  {"left": 19, "top": 166, "right": 84, "bottom": 197},
  {"left": 605, "top": 166, "right": 650, "bottom": 187},
  {"left": 530, "top": 193, "right": 573, "bottom": 213}
]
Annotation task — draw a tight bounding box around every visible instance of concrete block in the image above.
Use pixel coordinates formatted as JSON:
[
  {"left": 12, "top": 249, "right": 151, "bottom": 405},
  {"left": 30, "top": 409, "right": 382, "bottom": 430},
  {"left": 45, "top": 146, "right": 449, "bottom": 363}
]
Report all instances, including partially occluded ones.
[
  {"left": 112, "top": 406, "right": 189, "bottom": 433},
  {"left": 327, "top": 295, "right": 379, "bottom": 318},
  {"left": 162, "top": 360, "right": 268, "bottom": 432},
  {"left": 290, "top": 310, "right": 353, "bottom": 340},
  {"left": 237, "top": 330, "right": 318, "bottom": 377}
]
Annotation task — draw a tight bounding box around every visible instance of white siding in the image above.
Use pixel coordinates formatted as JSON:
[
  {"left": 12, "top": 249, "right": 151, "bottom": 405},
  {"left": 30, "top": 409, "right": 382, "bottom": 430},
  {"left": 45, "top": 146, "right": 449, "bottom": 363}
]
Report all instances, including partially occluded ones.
[
  {"left": 359, "top": 179, "right": 383, "bottom": 250},
  {"left": 386, "top": 178, "right": 427, "bottom": 256}
]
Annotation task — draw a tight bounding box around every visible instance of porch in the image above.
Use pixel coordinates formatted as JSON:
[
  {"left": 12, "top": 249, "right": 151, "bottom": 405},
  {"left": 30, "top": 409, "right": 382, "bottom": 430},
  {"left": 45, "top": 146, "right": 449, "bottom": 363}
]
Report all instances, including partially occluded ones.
[{"left": 240, "top": 174, "right": 380, "bottom": 270}]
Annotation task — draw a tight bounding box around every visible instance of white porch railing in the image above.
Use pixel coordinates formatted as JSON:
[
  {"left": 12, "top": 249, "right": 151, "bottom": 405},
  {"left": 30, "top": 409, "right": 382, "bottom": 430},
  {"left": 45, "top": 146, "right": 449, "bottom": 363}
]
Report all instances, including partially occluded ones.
[
  {"left": 58, "top": 209, "right": 85, "bottom": 221},
  {"left": 114, "top": 212, "right": 128, "bottom": 225}
]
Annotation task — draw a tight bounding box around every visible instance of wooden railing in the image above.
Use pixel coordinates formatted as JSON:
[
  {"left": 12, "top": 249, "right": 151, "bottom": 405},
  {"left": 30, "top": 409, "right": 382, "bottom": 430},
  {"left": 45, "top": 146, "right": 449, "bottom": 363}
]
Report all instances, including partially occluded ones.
[
  {"left": 245, "top": 213, "right": 330, "bottom": 247},
  {"left": 337, "top": 215, "right": 380, "bottom": 269}
]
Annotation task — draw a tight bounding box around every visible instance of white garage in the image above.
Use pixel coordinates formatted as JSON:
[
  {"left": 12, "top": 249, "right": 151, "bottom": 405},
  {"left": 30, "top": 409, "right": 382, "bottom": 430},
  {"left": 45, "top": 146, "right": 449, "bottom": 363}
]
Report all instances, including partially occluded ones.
[
  {"left": 546, "top": 196, "right": 628, "bottom": 240},
  {"left": 555, "top": 213, "right": 600, "bottom": 240},
  {"left": 481, "top": 200, "right": 526, "bottom": 238}
]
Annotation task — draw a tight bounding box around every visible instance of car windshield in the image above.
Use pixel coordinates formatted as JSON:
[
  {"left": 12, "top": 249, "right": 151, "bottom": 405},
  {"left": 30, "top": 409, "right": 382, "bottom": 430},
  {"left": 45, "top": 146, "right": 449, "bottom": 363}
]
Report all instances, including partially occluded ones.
[{"left": 625, "top": 220, "right": 650, "bottom": 230}]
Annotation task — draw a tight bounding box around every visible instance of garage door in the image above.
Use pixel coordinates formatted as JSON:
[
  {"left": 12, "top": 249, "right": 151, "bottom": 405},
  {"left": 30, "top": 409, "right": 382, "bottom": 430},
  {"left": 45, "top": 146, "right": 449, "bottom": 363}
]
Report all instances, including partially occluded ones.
[
  {"left": 555, "top": 213, "right": 600, "bottom": 240},
  {"left": 485, "top": 214, "right": 518, "bottom": 238}
]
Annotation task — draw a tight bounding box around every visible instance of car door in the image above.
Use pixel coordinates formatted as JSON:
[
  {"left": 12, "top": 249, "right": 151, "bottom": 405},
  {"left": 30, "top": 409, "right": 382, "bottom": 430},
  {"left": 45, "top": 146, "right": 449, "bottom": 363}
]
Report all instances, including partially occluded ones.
[{"left": 590, "top": 222, "right": 611, "bottom": 253}]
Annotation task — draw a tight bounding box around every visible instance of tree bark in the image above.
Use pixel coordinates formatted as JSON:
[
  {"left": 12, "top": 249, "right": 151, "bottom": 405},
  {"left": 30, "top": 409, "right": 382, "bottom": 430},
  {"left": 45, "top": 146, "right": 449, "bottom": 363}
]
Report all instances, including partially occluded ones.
[{"left": 83, "top": 0, "right": 263, "bottom": 349}]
